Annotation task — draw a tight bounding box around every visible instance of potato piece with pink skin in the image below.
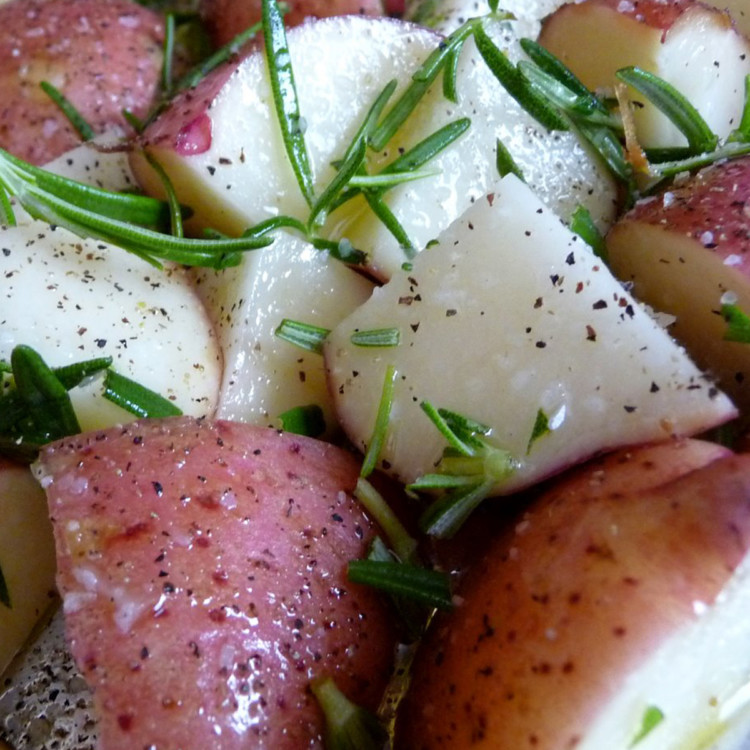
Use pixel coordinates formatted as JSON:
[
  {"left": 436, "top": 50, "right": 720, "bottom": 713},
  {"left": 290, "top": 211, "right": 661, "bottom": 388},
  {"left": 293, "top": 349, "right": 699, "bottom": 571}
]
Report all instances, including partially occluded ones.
[
  {"left": 0, "top": 460, "right": 57, "bottom": 677},
  {"left": 33, "top": 417, "right": 397, "bottom": 749},
  {"left": 396, "top": 440, "right": 750, "bottom": 750},
  {"left": 607, "top": 156, "right": 750, "bottom": 422},
  {"left": 538, "top": 0, "right": 750, "bottom": 148},
  {"left": 200, "top": 0, "right": 385, "bottom": 46},
  {"left": 0, "top": 0, "right": 164, "bottom": 165}
]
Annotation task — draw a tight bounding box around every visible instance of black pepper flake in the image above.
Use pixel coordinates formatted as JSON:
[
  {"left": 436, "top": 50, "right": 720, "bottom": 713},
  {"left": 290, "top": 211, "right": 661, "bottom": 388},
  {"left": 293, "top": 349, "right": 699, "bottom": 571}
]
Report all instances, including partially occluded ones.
[
  {"left": 565, "top": 252, "right": 575, "bottom": 265},
  {"left": 623, "top": 405, "right": 637, "bottom": 413},
  {"left": 586, "top": 325, "right": 596, "bottom": 342},
  {"left": 592, "top": 300, "right": 607, "bottom": 310},
  {"left": 535, "top": 340, "right": 547, "bottom": 349},
  {"left": 650, "top": 382, "right": 660, "bottom": 393},
  {"left": 207, "top": 165, "right": 216, "bottom": 176},
  {"left": 446, "top": 309, "right": 457, "bottom": 317},
  {"left": 152, "top": 481, "right": 164, "bottom": 497}
]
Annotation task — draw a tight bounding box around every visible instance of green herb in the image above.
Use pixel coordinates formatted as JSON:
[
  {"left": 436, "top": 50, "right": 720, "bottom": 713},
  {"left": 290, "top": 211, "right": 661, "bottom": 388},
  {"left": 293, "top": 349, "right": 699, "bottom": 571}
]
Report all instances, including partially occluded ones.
[
  {"left": 350, "top": 328, "right": 401, "bottom": 348},
  {"left": 311, "top": 676, "right": 388, "bottom": 750},
  {"left": 103, "top": 371, "right": 183, "bottom": 419},
  {"left": 496, "top": 137, "right": 525, "bottom": 180},
  {"left": 162, "top": 12, "right": 177, "bottom": 95},
  {"left": 728, "top": 74, "right": 750, "bottom": 144},
  {"left": 0, "top": 561, "right": 10, "bottom": 609},
  {"left": 355, "top": 477, "right": 418, "bottom": 564},
  {"left": 527, "top": 408, "right": 551, "bottom": 453},
  {"left": 348, "top": 558, "right": 453, "bottom": 610},
  {"left": 722, "top": 303, "right": 750, "bottom": 343},
  {"left": 143, "top": 152, "right": 184, "bottom": 238},
  {"left": 570, "top": 204, "right": 607, "bottom": 261},
  {"left": 360, "top": 364, "right": 397, "bottom": 478},
  {"left": 40, "top": 82, "right": 95, "bottom": 141},
  {"left": 474, "top": 25, "right": 568, "bottom": 133},
  {"left": 364, "top": 191, "right": 416, "bottom": 259},
  {"left": 274, "top": 319, "right": 330, "bottom": 354},
  {"left": 616, "top": 67, "right": 718, "bottom": 154},
  {"left": 262, "top": 0, "right": 315, "bottom": 207},
  {"left": 10, "top": 345, "right": 81, "bottom": 445},
  {"left": 278, "top": 404, "right": 326, "bottom": 437},
  {"left": 407, "top": 402, "right": 517, "bottom": 537},
  {"left": 174, "top": 21, "right": 262, "bottom": 93},
  {"left": 629, "top": 705, "right": 665, "bottom": 747},
  {"left": 0, "top": 149, "right": 271, "bottom": 269},
  {"left": 369, "top": 16, "right": 485, "bottom": 151}
]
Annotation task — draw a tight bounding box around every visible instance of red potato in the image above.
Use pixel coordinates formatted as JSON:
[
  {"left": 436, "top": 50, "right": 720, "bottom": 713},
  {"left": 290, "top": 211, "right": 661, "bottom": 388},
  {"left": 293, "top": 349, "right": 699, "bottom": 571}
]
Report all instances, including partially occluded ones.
[
  {"left": 199, "top": 0, "right": 385, "bottom": 46},
  {"left": 34, "top": 417, "right": 397, "bottom": 749},
  {"left": 0, "top": 460, "right": 57, "bottom": 676},
  {"left": 396, "top": 439, "right": 750, "bottom": 749},
  {"left": 538, "top": 0, "right": 750, "bottom": 148},
  {"left": 606, "top": 156, "right": 750, "bottom": 421},
  {"left": 0, "top": 0, "right": 164, "bottom": 165}
]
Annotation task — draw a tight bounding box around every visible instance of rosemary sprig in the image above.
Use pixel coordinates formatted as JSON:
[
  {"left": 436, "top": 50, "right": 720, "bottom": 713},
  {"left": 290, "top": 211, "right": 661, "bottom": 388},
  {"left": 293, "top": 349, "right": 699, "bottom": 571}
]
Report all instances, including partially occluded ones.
[
  {"left": 407, "top": 402, "right": 517, "bottom": 538},
  {"left": 262, "top": 0, "right": 315, "bottom": 207},
  {"left": 360, "top": 364, "right": 398, "bottom": 478},
  {"left": 0, "top": 148, "right": 273, "bottom": 269}
]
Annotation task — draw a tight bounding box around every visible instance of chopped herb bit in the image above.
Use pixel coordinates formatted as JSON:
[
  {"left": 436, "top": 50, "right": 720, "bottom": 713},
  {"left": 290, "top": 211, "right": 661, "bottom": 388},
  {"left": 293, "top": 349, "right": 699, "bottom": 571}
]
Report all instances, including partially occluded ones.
[
  {"left": 40, "top": 81, "right": 95, "bottom": 141},
  {"left": 350, "top": 328, "right": 401, "bottom": 348},
  {"left": 629, "top": 705, "right": 665, "bottom": 747},
  {"left": 496, "top": 137, "right": 525, "bottom": 180},
  {"left": 527, "top": 408, "right": 551, "bottom": 453},
  {"left": 0, "top": 561, "right": 10, "bottom": 609},
  {"left": 570, "top": 205, "right": 607, "bottom": 261},
  {"left": 278, "top": 404, "right": 326, "bottom": 437},
  {"left": 311, "top": 676, "right": 388, "bottom": 750},
  {"left": 722, "top": 303, "right": 750, "bottom": 343},
  {"left": 360, "top": 364, "right": 397, "bottom": 478},
  {"left": 103, "top": 370, "right": 183, "bottom": 419},
  {"left": 348, "top": 558, "right": 453, "bottom": 610},
  {"left": 162, "top": 12, "right": 177, "bottom": 95},
  {"left": 274, "top": 319, "right": 330, "bottom": 354}
]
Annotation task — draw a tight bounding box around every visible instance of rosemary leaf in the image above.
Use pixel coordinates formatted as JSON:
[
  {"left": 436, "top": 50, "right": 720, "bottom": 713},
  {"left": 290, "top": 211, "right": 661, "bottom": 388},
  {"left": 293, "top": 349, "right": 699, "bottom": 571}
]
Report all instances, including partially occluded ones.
[
  {"left": 570, "top": 204, "right": 607, "bottom": 261},
  {"left": 11, "top": 345, "right": 81, "bottom": 443},
  {"left": 496, "top": 137, "right": 524, "bottom": 179},
  {"left": 103, "top": 370, "right": 182, "bottom": 419},
  {"left": 355, "top": 477, "right": 418, "bottom": 564},
  {"left": 363, "top": 192, "right": 416, "bottom": 259},
  {"left": 474, "top": 25, "right": 568, "bottom": 132},
  {"left": 175, "top": 21, "right": 262, "bottom": 92},
  {"left": 418, "top": 477, "right": 495, "bottom": 538},
  {"left": 616, "top": 67, "right": 718, "bottom": 154},
  {"left": 348, "top": 559, "right": 453, "bottom": 610},
  {"left": 275, "top": 319, "right": 330, "bottom": 354},
  {"left": 722, "top": 303, "right": 750, "bottom": 343},
  {"left": 311, "top": 676, "right": 388, "bottom": 750},
  {"left": 361, "top": 363, "right": 397, "bottom": 478},
  {"left": 143, "top": 152, "right": 184, "bottom": 238},
  {"left": 278, "top": 404, "right": 326, "bottom": 437},
  {"left": 40, "top": 81, "right": 95, "bottom": 141},
  {"left": 350, "top": 328, "right": 400, "bottom": 347},
  {"left": 370, "top": 17, "right": 483, "bottom": 151},
  {"left": 262, "top": 0, "right": 315, "bottom": 206},
  {"left": 162, "top": 12, "right": 176, "bottom": 95}
]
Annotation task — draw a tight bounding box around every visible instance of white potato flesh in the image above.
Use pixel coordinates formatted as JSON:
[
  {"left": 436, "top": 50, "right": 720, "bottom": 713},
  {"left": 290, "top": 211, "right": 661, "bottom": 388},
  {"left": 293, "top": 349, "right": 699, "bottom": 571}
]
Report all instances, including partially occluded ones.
[
  {"left": 0, "top": 460, "right": 56, "bottom": 677},
  {"left": 192, "top": 231, "right": 374, "bottom": 434},
  {"left": 132, "top": 14, "right": 617, "bottom": 280},
  {"left": 0, "top": 222, "right": 221, "bottom": 430},
  {"left": 325, "top": 174, "right": 735, "bottom": 493},
  {"left": 42, "top": 130, "right": 139, "bottom": 193}
]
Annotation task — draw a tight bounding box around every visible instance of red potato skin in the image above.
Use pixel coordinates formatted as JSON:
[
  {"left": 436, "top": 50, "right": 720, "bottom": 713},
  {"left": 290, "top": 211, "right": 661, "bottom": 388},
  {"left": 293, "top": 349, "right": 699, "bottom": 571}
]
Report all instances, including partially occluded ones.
[
  {"left": 35, "top": 417, "right": 397, "bottom": 750},
  {"left": 200, "top": 0, "right": 385, "bottom": 47},
  {"left": 395, "top": 440, "right": 749, "bottom": 750},
  {"left": 622, "top": 157, "right": 750, "bottom": 263},
  {"left": 566, "top": 0, "right": 693, "bottom": 30},
  {"left": 0, "top": 0, "right": 164, "bottom": 165}
]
